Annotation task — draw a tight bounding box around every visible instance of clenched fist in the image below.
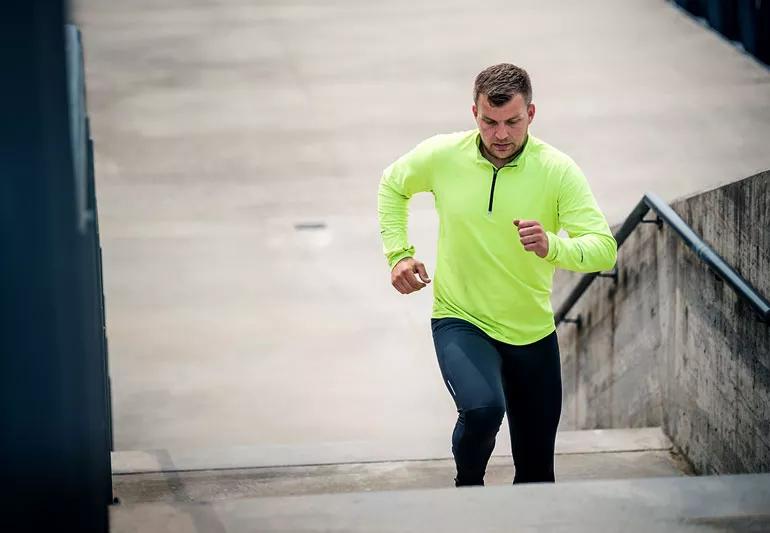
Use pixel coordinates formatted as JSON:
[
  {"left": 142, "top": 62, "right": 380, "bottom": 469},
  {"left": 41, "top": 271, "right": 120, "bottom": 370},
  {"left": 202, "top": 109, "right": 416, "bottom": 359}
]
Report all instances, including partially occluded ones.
[
  {"left": 391, "top": 257, "right": 431, "bottom": 294},
  {"left": 514, "top": 219, "right": 549, "bottom": 258}
]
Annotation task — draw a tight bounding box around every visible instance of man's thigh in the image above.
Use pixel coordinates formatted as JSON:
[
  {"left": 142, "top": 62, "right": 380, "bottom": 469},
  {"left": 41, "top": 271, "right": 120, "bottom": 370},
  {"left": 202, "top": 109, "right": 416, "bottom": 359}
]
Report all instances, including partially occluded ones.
[
  {"left": 499, "top": 331, "right": 562, "bottom": 464},
  {"left": 431, "top": 318, "right": 506, "bottom": 411}
]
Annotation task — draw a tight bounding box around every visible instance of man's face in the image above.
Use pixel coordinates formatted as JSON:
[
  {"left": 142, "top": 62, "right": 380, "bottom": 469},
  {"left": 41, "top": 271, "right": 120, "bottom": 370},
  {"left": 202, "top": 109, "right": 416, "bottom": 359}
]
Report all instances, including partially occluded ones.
[{"left": 473, "top": 93, "right": 535, "bottom": 161}]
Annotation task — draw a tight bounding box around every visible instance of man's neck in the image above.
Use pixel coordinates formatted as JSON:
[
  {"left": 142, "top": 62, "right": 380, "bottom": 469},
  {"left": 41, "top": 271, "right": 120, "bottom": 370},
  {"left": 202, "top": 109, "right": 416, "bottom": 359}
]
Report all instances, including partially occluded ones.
[{"left": 480, "top": 135, "right": 528, "bottom": 169}]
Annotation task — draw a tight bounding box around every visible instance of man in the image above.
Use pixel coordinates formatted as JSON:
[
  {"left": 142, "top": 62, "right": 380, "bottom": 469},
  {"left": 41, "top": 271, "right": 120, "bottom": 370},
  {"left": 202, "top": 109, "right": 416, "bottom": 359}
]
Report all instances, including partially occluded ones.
[{"left": 377, "top": 63, "right": 617, "bottom": 487}]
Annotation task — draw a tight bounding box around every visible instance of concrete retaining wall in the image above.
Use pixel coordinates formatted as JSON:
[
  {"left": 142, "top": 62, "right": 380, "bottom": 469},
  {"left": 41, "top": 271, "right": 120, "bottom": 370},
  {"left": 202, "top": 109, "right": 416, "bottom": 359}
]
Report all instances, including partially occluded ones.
[{"left": 554, "top": 170, "right": 770, "bottom": 474}]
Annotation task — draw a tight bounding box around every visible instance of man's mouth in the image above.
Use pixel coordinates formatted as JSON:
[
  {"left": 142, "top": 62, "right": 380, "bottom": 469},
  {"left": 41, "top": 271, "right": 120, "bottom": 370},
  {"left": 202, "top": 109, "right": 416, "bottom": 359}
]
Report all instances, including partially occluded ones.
[{"left": 493, "top": 143, "right": 512, "bottom": 151}]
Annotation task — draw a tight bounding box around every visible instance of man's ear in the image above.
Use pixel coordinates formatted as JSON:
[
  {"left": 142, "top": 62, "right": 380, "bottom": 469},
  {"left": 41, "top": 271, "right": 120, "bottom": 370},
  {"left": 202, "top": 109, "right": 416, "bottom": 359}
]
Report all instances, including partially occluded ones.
[
  {"left": 527, "top": 103, "right": 536, "bottom": 123},
  {"left": 472, "top": 104, "right": 478, "bottom": 119}
]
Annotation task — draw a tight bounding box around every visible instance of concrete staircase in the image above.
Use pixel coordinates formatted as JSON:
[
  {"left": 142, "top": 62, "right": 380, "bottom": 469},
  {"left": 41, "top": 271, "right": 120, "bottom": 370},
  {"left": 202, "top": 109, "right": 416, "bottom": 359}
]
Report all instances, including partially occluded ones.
[
  {"left": 110, "top": 427, "right": 686, "bottom": 504},
  {"left": 106, "top": 427, "right": 770, "bottom": 532},
  {"left": 110, "top": 475, "right": 770, "bottom": 533}
]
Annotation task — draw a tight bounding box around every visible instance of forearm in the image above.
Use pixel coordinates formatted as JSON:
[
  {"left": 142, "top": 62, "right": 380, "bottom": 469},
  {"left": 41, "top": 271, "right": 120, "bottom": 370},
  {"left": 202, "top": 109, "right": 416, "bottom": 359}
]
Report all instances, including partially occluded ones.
[
  {"left": 377, "top": 179, "right": 415, "bottom": 269},
  {"left": 544, "top": 231, "right": 617, "bottom": 273},
  {"left": 377, "top": 137, "right": 436, "bottom": 268}
]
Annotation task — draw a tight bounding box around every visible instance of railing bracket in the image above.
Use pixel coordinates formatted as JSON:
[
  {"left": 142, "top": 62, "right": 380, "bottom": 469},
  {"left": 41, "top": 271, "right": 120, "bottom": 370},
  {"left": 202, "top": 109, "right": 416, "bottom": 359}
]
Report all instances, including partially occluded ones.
[
  {"left": 561, "top": 315, "right": 582, "bottom": 328},
  {"left": 641, "top": 217, "right": 663, "bottom": 229},
  {"left": 597, "top": 267, "right": 619, "bottom": 283}
]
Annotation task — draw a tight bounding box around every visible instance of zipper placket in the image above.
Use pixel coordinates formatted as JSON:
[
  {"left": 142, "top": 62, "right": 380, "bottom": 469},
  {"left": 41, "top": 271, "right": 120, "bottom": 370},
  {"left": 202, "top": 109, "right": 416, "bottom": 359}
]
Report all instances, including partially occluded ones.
[
  {"left": 487, "top": 168, "right": 499, "bottom": 214},
  {"left": 486, "top": 163, "right": 517, "bottom": 214}
]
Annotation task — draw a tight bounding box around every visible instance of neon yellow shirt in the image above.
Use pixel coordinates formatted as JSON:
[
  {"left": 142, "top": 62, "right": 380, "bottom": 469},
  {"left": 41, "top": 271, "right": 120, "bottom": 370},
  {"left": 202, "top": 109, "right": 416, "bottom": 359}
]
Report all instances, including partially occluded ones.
[{"left": 377, "top": 129, "right": 617, "bottom": 345}]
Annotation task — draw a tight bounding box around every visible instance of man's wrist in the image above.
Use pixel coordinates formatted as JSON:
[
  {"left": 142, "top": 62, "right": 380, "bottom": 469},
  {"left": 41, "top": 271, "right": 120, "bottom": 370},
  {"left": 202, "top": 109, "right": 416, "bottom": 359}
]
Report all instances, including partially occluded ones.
[
  {"left": 395, "top": 256, "right": 413, "bottom": 267},
  {"left": 389, "top": 252, "right": 414, "bottom": 270},
  {"left": 544, "top": 232, "right": 559, "bottom": 262}
]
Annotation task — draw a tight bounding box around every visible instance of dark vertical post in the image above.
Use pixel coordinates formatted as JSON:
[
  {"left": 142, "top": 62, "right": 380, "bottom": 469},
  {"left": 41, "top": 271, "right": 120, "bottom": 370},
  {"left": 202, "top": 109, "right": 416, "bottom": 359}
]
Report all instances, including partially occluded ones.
[
  {"left": 0, "top": 1, "right": 111, "bottom": 531},
  {"left": 737, "top": 0, "right": 770, "bottom": 64}
]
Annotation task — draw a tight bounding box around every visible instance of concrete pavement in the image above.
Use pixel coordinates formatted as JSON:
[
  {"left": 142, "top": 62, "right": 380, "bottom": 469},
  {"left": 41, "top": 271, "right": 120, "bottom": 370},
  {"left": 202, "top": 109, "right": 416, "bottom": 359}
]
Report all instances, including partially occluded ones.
[
  {"left": 110, "top": 427, "right": 672, "bottom": 474},
  {"left": 110, "top": 473, "right": 770, "bottom": 532},
  {"left": 111, "top": 427, "right": 691, "bottom": 504},
  {"left": 72, "top": 0, "right": 770, "bottom": 453},
  {"left": 114, "top": 451, "right": 690, "bottom": 504}
]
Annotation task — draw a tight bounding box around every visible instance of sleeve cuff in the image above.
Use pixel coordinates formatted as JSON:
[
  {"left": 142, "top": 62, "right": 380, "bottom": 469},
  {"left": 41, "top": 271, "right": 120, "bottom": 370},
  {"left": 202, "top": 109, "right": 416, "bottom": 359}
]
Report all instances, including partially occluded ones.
[
  {"left": 544, "top": 232, "right": 560, "bottom": 263},
  {"left": 387, "top": 248, "right": 415, "bottom": 270}
]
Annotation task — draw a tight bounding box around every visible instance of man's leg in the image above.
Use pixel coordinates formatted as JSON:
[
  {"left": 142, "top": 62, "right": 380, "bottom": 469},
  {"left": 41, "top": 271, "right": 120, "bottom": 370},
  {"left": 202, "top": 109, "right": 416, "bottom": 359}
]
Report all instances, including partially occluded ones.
[
  {"left": 499, "top": 330, "right": 562, "bottom": 484},
  {"left": 431, "top": 318, "right": 506, "bottom": 487}
]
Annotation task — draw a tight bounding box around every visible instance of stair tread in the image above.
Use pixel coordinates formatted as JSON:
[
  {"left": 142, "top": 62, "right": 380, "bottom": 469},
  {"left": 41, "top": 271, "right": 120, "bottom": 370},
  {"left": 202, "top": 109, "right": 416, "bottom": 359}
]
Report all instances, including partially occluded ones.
[
  {"left": 112, "top": 426, "right": 671, "bottom": 474},
  {"left": 110, "top": 473, "right": 770, "bottom": 533},
  {"left": 113, "top": 449, "right": 691, "bottom": 505}
]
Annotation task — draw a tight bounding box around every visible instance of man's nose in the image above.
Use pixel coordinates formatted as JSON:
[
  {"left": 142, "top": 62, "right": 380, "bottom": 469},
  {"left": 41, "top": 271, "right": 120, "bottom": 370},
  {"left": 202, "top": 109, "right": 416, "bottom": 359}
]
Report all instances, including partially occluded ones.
[{"left": 494, "top": 127, "right": 508, "bottom": 140}]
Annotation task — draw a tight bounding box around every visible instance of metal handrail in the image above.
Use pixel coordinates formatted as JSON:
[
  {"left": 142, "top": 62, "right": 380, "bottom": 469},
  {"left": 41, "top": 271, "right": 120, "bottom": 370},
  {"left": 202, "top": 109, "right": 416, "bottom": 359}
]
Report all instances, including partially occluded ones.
[{"left": 554, "top": 192, "right": 770, "bottom": 326}]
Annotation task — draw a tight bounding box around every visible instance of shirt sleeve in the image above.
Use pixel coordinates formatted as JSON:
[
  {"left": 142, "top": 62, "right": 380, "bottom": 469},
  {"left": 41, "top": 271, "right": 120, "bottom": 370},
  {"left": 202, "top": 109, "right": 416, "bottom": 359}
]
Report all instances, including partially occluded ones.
[
  {"left": 543, "top": 161, "right": 617, "bottom": 273},
  {"left": 377, "top": 139, "right": 435, "bottom": 270}
]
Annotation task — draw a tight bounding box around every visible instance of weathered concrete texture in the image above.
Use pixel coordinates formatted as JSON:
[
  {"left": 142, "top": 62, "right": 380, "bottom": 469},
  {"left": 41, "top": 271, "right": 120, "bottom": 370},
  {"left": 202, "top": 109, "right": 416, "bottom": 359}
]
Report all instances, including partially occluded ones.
[
  {"left": 111, "top": 427, "right": 670, "bottom": 474},
  {"left": 554, "top": 170, "right": 770, "bottom": 475},
  {"left": 661, "top": 171, "right": 770, "bottom": 475},
  {"left": 113, "top": 450, "right": 690, "bottom": 504},
  {"left": 556, "top": 222, "right": 664, "bottom": 431},
  {"left": 109, "top": 473, "right": 770, "bottom": 533},
  {"left": 110, "top": 427, "right": 688, "bottom": 507}
]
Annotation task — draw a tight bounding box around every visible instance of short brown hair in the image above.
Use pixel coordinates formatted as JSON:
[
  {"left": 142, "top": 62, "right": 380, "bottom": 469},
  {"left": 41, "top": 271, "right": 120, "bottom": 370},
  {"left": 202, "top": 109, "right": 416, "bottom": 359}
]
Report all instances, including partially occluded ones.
[{"left": 473, "top": 63, "right": 532, "bottom": 106}]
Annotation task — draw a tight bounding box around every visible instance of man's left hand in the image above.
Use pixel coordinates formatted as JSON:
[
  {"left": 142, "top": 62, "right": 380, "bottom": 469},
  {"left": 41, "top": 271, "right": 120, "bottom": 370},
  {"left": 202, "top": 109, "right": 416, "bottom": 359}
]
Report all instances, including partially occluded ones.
[{"left": 514, "top": 219, "right": 549, "bottom": 258}]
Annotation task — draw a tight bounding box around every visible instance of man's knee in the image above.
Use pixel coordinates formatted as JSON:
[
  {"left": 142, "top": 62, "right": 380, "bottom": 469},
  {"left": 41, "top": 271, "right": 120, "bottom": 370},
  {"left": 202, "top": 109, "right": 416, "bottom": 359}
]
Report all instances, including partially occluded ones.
[{"left": 462, "top": 405, "right": 505, "bottom": 437}]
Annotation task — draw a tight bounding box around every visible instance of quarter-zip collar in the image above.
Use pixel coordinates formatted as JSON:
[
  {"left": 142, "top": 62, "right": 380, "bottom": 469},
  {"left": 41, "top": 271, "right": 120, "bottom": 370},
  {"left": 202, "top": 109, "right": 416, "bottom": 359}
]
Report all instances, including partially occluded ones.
[
  {"left": 475, "top": 132, "right": 531, "bottom": 169},
  {"left": 477, "top": 133, "right": 531, "bottom": 214}
]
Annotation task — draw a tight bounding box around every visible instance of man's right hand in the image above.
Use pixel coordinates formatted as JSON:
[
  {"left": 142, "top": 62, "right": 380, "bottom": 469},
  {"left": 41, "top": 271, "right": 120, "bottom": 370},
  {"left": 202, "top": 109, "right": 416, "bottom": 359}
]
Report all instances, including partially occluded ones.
[{"left": 391, "top": 257, "right": 431, "bottom": 295}]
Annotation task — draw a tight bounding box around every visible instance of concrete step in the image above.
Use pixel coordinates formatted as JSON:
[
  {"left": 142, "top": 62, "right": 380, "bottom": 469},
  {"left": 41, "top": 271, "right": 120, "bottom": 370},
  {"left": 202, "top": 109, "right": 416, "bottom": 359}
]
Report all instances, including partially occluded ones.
[
  {"left": 112, "top": 427, "right": 692, "bottom": 504},
  {"left": 112, "top": 427, "right": 673, "bottom": 474},
  {"left": 114, "top": 449, "right": 690, "bottom": 505},
  {"left": 110, "top": 473, "right": 770, "bottom": 533}
]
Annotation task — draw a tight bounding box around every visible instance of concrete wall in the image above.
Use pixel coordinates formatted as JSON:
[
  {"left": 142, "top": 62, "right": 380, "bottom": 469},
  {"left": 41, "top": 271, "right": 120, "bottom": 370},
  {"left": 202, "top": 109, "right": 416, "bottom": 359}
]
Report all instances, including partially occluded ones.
[
  {"left": 554, "top": 170, "right": 770, "bottom": 475},
  {"left": 555, "top": 222, "right": 664, "bottom": 431}
]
